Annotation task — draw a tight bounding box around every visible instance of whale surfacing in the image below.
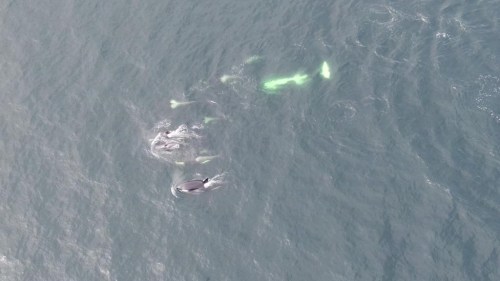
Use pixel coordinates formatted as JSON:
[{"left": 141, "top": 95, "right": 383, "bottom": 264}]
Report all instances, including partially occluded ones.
[
  {"left": 171, "top": 173, "right": 225, "bottom": 197},
  {"left": 176, "top": 178, "right": 209, "bottom": 193}
]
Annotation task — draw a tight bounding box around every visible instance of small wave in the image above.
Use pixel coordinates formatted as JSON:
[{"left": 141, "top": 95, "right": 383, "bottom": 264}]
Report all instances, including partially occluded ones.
[
  {"left": 368, "top": 5, "right": 399, "bottom": 26},
  {"left": 153, "top": 119, "right": 171, "bottom": 132},
  {"left": 474, "top": 75, "right": 500, "bottom": 123},
  {"left": 368, "top": 5, "right": 429, "bottom": 28},
  {"left": 436, "top": 32, "right": 450, "bottom": 39},
  {"left": 205, "top": 172, "right": 226, "bottom": 190},
  {"left": 361, "top": 96, "right": 390, "bottom": 113},
  {"left": 327, "top": 100, "right": 357, "bottom": 123}
]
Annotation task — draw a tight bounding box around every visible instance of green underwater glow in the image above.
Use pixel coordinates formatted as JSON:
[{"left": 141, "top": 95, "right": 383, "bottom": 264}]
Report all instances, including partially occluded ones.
[
  {"left": 170, "top": 99, "right": 194, "bottom": 109},
  {"left": 320, "top": 61, "right": 331, "bottom": 79},
  {"left": 203, "top": 116, "right": 220, "bottom": 124},
  {"left": 220, "top": 74, "right": 239, "bottom": 84},
  {"left": 195, "top": 155, "right": 219, "bottom": 164},
  {"left": 262, "top": 73, "right": 309, "bottom": 92},
  {"left": 244, "top": 55, "right": 262, "bottom": 64}
]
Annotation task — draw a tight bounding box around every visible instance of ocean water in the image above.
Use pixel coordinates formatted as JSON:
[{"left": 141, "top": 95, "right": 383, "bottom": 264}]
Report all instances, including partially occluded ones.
[{"left": 1, "top": 0, "right": 500, "bottom": 280}]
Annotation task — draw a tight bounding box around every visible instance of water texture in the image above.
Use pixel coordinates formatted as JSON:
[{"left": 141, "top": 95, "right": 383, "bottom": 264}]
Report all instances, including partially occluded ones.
[{"left": 1, "top": 0, "right": 499, "bottom": 280}]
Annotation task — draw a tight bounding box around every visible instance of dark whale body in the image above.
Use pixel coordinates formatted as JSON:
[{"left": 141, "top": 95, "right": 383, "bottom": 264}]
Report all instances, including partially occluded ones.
[{"left": 176, "top": 178, "right": 209, "bottom": 193}]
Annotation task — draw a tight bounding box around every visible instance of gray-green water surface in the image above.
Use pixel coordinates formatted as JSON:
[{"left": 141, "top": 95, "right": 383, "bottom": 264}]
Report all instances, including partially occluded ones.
[{"left": 1, "top": 0, "right": 500, "bottom": 280}]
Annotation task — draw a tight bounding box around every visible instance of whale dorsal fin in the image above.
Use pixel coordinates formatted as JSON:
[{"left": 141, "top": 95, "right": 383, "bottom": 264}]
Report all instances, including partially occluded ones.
[{"left": 203, "top": 178, "right": 209, "bottom": 184}]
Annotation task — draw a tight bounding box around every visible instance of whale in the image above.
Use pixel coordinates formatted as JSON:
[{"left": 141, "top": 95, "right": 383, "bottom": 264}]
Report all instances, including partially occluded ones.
[
  {"left": 175, "top": 178, "right": 209, "bottom": 193},
  {"left": 151, "top": 137, "right": 183, "bottom": 152},
  {"left": 164, "top": 124, "right": 200, "bottom": 140},
  {"left": 170, "top": 173, "right": 225, "bottom": 197}
]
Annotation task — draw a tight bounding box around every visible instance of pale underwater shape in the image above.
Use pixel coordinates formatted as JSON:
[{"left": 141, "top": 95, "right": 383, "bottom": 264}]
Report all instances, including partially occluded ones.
[
  {"left": 262, "top": 73, "right": 309, "bottom": 92},
  {"left": 170, "top": 99, "right": 195, "bottom": 109}
]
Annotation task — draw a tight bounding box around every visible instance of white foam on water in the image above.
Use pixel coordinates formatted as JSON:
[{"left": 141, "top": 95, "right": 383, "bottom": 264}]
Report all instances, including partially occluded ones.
[{"left": 475, "top": 75, "right": 500, "bottom": 123}]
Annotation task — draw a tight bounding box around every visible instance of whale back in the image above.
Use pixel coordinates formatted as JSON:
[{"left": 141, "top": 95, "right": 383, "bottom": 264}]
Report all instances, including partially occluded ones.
[{"left": 177, "top": 180, "right": 205, "bottom": 191}]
